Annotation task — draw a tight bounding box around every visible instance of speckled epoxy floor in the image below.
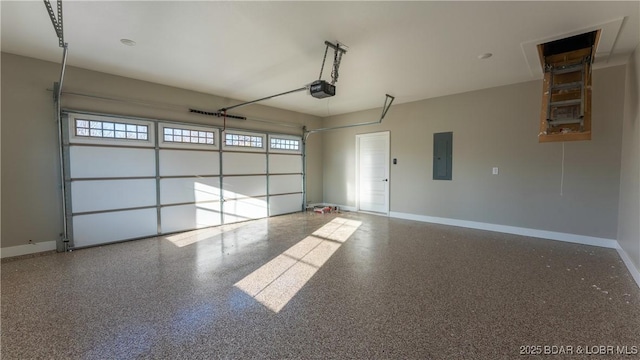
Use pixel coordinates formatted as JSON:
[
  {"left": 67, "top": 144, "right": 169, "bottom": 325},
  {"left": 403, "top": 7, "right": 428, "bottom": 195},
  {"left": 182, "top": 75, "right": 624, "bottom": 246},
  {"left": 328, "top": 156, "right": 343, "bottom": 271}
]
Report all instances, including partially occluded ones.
[{"left": 2, "top": 212, "right": 639, "bottom": 359}]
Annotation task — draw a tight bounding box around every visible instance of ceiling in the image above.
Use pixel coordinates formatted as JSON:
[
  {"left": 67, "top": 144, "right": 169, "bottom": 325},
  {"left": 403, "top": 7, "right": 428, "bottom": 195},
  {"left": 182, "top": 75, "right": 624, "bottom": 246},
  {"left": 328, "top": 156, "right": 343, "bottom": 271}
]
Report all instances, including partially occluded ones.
[{"left": 2, "top": 1, "right": 639, "bottom": 118}]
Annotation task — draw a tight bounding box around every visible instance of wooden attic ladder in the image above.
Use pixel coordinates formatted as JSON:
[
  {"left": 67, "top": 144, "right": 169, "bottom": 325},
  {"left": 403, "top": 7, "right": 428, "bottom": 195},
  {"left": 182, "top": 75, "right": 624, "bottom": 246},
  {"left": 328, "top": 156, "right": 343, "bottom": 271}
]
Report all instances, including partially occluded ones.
[{"left": 538, "top": 30, "right": 600, "bottom": 143}]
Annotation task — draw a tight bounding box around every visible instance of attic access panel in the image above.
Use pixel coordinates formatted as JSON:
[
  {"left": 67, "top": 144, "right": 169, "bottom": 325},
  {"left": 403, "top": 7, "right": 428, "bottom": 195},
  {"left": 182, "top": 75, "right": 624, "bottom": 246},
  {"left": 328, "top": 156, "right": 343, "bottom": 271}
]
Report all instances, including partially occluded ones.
[
  {"left": 537, "top": 30, "right": 600, "bottom": 143},
  {"left": 541, "top": 31, "right": 599, "bottom": 58}
]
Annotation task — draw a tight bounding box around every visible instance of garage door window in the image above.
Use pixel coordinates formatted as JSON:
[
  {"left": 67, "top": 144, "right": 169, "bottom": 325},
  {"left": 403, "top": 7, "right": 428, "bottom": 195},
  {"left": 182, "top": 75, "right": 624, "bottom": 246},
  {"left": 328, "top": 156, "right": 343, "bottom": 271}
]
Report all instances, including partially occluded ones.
[
  {"left": 225, "top": 133, "right": 263, "bottom": 148},
  {"left": 163, "top": 127, "right": 215, "bottom": 144},
  {"left": 75, "top": 119, "right": 148, "bottom": 140},
  {"left": 270, "top": 138, "right": 300, "bottom": 151}
]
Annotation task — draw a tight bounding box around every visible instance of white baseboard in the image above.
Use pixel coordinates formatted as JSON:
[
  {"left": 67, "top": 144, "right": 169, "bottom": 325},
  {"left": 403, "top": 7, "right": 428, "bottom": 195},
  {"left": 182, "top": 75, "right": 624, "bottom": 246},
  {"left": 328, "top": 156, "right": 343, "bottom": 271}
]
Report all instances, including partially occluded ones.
[
  {"left": 337, "top": 204, "right": 358, "bottom": 212},
  {"left": 389, "top": 211, "right": 640, "bottom": 289},
  {"left": 615, "top": 244, "right": 640, "bottom": 289},
  {"left": 1, "top": 241, "right": 57, "bottom": 259},
  {"left": 389, "top": 211, "right": 618, "bottom": 249}
]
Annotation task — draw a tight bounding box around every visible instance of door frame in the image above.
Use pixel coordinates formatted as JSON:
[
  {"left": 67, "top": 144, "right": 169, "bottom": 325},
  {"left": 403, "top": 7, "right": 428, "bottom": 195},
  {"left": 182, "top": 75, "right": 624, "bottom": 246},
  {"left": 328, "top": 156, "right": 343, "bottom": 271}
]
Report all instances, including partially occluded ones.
[{"left": 355, "top": 131, "right": 390, "bottom": 215}]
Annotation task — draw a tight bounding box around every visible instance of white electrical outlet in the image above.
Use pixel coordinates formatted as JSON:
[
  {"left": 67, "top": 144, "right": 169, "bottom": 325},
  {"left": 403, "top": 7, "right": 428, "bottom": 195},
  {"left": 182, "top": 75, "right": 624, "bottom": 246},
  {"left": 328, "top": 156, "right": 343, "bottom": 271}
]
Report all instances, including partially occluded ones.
[{"left": 492, "top": 167, "right": 499, "bottom": 175}]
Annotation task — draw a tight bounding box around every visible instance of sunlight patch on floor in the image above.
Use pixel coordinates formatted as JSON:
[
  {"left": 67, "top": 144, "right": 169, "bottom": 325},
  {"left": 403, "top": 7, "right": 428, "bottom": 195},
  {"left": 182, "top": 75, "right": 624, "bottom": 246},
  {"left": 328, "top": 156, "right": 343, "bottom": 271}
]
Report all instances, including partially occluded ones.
[
  {"left": 163, "top": 222, "right": 249, "bottom": 248},
  {"left": 234, "top": 217, "right": 362, "bottom": 313}
]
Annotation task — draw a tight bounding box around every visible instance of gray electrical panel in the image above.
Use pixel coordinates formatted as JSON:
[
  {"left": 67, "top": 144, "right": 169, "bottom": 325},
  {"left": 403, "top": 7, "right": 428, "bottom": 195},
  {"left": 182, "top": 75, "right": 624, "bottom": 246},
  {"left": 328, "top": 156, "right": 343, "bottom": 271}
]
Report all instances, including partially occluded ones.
[{"left": 433, "top": 132, "right": 452, "bottom": 180}]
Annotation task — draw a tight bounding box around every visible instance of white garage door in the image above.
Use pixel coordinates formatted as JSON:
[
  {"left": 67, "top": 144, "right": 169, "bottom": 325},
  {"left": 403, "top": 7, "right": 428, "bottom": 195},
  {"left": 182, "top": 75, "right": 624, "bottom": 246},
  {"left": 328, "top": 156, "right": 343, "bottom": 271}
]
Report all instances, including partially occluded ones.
[
  {"left": 66, "top": 114, "right": 158, "bottom": 248},
  {"left": 158, "top": 122, "right": 222, "bottom": 233},
  {"left": 221, "top": 130, "right": 268, "bottom": 224},
  {"left": 267, "top": 134, "right": 303, "bottom": 216},
  {"left": 63, "top": 112, "right": 303, "bottom": 249}
]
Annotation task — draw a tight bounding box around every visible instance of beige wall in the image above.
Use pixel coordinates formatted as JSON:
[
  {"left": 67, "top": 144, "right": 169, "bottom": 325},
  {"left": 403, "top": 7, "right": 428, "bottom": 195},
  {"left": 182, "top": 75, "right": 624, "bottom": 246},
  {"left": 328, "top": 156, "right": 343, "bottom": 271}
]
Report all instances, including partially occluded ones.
[
  {"left": 322, "top": 65, "right": 626, "bottom": 239},
  {"left": 1, "top": 52, "right": 323, "bottom": 249},
  {"left": 0, "top": 50, "right": 633, "bottom": 253},
  {"left": 618, "top": 45, "right": 640, "bottom": 272}
]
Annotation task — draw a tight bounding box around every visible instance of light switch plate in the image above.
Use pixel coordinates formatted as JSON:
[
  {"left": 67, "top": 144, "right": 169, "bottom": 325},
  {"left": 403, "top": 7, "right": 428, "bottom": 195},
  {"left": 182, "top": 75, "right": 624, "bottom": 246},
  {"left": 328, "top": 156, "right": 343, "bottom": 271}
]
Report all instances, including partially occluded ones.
[{"left": 492, "top": 167, "right": 499, "bottom": 175}]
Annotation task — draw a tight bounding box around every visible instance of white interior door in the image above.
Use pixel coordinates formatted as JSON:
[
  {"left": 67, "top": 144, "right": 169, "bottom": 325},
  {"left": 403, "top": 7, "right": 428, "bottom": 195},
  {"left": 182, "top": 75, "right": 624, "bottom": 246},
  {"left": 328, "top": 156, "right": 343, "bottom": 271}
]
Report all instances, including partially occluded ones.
[{"left": 357, "top": 132, "right": 390, "bottom": 214}]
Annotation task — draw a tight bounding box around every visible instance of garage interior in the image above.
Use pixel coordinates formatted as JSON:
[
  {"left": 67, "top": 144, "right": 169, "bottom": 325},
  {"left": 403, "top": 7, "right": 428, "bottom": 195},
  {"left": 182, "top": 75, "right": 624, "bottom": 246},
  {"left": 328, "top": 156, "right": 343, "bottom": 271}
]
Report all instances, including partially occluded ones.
[{"left": 2, "top": 1, "right": 640, "bottom": 358}]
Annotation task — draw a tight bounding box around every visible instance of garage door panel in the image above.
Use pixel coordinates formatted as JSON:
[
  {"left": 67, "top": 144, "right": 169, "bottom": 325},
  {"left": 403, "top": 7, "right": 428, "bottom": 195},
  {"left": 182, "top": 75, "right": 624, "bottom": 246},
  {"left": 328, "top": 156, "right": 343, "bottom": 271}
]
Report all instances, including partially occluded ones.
[
  {"left": 70, "top": 146, "right": 155, "bottom": 178},
  {"left": 161, "top": 204, "right": 222, "bottom": 233},
  {"left": 72, "top": 208, "right": 157, "bottom": 248},
  {"left": 223, "top": 153, "right": 266, "bottom": 174},
  {"left": 160, "top": 177, "right": 220, "bottom": 205},
  {"left": 223, "top": 197, "right": 268, "bottom": 223},
  {"left": 269, "top": 154, "right": 302, "bottom": 174},
  {"left": 71, "top": 179, "right": 156, "bottom": 213},
  {"left": 269, "top": 193, "right": 303, "bottom": 216},
  {"left": 222, "top": 176, "right": 266, "bottom": 199},
  {"left": 159, "top": 150, "right": 219, "bottom": 176},
  {"left": 269, "top": 174, "right": 302, "bottom": 195}
]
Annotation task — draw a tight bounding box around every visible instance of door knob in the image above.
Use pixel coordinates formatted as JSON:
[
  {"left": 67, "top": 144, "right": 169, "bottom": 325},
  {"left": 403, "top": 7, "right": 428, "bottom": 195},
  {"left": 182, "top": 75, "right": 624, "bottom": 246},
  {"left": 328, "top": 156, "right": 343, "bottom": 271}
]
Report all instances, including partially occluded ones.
[{"left": 382, "top": 179, "right": 388, "bottom": 182}]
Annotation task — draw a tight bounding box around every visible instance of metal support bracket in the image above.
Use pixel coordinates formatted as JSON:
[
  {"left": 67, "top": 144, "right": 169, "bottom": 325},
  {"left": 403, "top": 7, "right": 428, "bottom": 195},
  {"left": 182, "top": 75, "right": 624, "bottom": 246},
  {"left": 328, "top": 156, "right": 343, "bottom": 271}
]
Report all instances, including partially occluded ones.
[
  {"left": 304, "top": 94, "right": 395, "bottom": 141},
  {"left": 53, "top": 82, "right": 60, "bottom": 102},
  {"left": 320, "top": 41, "right": 348, "bottom": 85},
  {"left": 44, "top": 0, "right": 65, "bottom": 47},
  {"left": 45, "top": 0, "right": 71, "bottom": 251}
]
